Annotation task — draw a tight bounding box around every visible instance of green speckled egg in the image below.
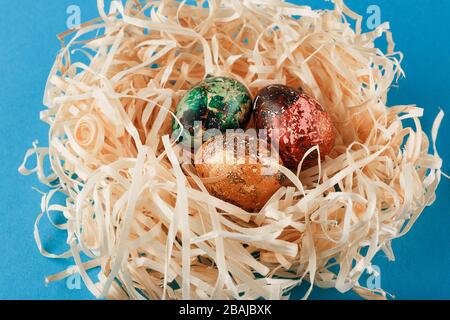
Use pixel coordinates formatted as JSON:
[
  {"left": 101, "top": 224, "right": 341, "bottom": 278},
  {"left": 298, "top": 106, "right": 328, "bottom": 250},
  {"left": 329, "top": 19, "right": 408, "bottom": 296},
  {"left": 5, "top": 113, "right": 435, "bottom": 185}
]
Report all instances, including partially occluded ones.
[{"left": 172, "top": 76, "right": 252, "bottom": 148}]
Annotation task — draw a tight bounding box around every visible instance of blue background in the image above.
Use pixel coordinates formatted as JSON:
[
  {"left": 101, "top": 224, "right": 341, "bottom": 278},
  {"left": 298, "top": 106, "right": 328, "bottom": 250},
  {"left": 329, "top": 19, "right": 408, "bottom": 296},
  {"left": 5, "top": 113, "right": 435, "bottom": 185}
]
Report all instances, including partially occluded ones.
[{"left": 0, "top": 0, "right": 449, "bottom": 300}]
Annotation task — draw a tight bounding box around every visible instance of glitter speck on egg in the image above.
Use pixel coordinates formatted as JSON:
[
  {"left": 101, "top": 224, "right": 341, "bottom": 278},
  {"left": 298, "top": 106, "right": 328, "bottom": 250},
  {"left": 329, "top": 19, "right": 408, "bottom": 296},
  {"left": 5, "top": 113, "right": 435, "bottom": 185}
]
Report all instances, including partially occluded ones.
[
  {"left": 254, "top": 84, "right": 335, "bottom": 168},
  {"left": 194, "top": 133, "right": 284, "bottom": 211}
]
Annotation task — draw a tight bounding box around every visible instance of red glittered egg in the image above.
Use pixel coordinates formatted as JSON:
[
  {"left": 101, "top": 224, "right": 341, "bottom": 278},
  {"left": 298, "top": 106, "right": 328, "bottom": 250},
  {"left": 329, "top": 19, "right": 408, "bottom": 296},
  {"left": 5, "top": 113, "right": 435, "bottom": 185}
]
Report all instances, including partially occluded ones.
[{"left": 253, "top": 85, "right": 335, "bottom": 169}]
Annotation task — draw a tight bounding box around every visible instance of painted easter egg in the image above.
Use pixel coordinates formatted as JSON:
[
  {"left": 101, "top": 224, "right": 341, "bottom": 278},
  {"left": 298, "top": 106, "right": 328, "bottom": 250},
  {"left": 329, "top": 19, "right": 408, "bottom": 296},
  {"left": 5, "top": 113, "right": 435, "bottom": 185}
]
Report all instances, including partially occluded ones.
[
  {"left": 253, "top": 84, "right": 335, "bottom": 168},
  {"left": 172, "top": 76, "right": 252, "bottom": 148},
  {"left": 194, "top": 133, "right": 284, "bottom": 211}
]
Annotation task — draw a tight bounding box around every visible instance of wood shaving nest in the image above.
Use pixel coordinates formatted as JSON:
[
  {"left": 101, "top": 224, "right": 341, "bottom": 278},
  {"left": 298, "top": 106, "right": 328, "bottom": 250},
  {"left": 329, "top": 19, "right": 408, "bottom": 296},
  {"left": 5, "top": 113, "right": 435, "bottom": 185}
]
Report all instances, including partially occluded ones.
[{"left": 19, "top": 0, "right": 444, "bottom": 300}]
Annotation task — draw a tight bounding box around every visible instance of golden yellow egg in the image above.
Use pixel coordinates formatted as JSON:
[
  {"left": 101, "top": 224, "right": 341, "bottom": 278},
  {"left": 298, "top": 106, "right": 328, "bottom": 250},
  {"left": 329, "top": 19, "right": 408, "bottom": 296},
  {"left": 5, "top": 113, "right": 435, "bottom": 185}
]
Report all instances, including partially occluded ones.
[{"left": 194, "top": 133, "right": 284, "bottom": 211}]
